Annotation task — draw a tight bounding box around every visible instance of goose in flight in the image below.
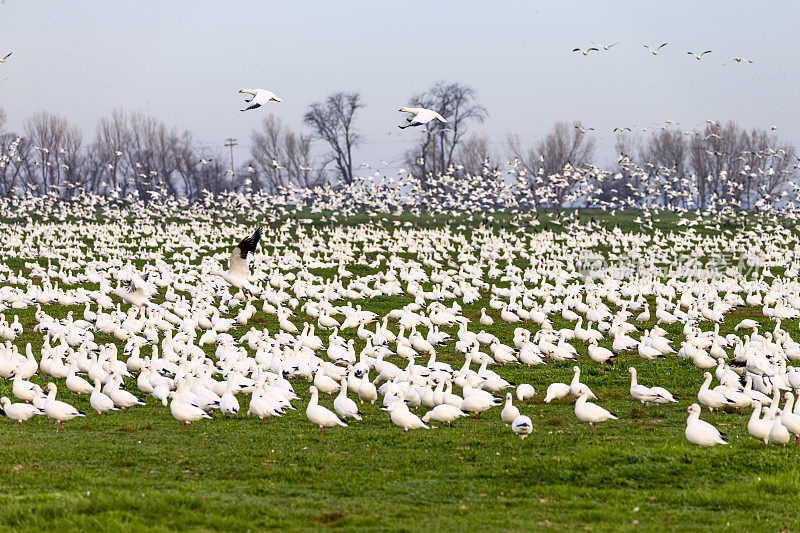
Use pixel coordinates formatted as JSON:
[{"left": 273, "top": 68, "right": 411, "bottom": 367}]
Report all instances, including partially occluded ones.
[
  {"left": 613, "top": 127, "right": 632, "bottom": 133},
  {"left": 572, "top": 47, "right": 599, "bottom": 55},
  {"left": 687, "top": 50, "right": 712, "bottom": 60},
  {"left": 239, "top": 88, "right": 282, "bottom": 111},
  {"left": 398, "top": 107, "right": 447, "bottom": 129},
  {"left": 216, "top": 227, "right": 262, "bottom": 299},
  {"left": 723, "top": 57, "right": 753, "bottom": 66},
  {"left": 602, "top": 42, "right": 620, "bottom": 50},
  {"left": 115, "top": 272, "right": 152, "bottom": 307},
  {"left": 644, "top": 43, "right": 668, "bottom": 55},
  {"left": 0, "top": 52, "right": 11, "bottom": 64},
  {"left": 575, "top": 126, "right": 594, "bottom": 134}
]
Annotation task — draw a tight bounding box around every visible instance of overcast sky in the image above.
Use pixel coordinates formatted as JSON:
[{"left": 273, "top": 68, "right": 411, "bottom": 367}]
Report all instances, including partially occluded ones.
[{"left": 1, "top": 0, "right": 798, "bottom": 171}]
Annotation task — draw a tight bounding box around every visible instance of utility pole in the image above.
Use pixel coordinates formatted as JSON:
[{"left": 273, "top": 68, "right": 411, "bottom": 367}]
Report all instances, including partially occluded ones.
[{"left": 225, "top": 138, "right": 238, "bottom": 190}]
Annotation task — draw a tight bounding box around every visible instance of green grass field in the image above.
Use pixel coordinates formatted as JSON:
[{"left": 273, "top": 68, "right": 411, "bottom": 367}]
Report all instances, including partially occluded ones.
[{"left": 1, "top": 208, "right": 798, "bottom": 532}]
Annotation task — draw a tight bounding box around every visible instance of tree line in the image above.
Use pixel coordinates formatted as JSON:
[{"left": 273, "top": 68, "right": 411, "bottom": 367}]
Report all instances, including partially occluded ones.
[{"left": 0, "top": 85, "right": 797, "bottom": 209}]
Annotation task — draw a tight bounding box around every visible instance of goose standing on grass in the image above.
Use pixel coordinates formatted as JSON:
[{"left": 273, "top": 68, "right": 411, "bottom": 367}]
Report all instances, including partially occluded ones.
[
  {"left": 333, "top": 378, "right": 362, "bottom": 421},
  {"left": 385, "top": 400, "right": 429, "bottom": 434},
  {"left": 239, "top": 88, "right": 282, "bottom": 111},
  {"left": 398, "top": 107, "right": 447, "bottom": 129},
  {"left": 44, "top": 383, "right": 85, "bottom": 430},
  {"left": 574, "top": 391, "right": 617, "bottom": 427},
  {"left": 628, "top": 367, "right": 677, "bottom": 405},
  {"left": 1, "top": 396, "right": 44, "bottom": 426},
  {"left": 421, "top": 403, "right": 465, "bottom": 427},
  {"left": 697, "top": 372, "right": 734, "bottom": 413},
  {"left": 169, "top": 392, "right": 212, "bottom": 428},
  {"left": 216, "top": 227, "right": 262, "bottom": 299},
  {"left": 516, "top": 383, "right": 535, "bottom": 401},
  {"left": 544, "top": 382, "right": 571, "bottom": 403},
  {"left": 512, "top": 415, "right": 533, "bottom": 440},
  {"left": 780, "top": 392, "right": 800, "bottom": 445},
  {"left": 306, "top": 385, "right": 347, "bottom": 432},
  {"left": 685, "top": 403, "right": 727, "bottom": 446},
  {"left": 747, "top": 400, "right": 771, "bottom": 448},
  {"left": 501, "top": 392, "right": 520, "bottom": 425},
  {"left": 768, "top": 410, "right": 791, "bottom": 447},
  {"left": 570, "top": 366, "right": 597, "bottom": 399},
  {"left": 90, "top": 381, "right": 119, "bottom": 415}
]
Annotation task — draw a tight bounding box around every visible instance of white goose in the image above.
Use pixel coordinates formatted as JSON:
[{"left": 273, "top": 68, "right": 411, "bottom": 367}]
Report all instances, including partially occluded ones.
[
  {"left": 386, "top": 400, "right": 428, "bottom": 433},
  {"left": 333, "top": 378, "right": 362, "bottom": 421},
  {"left": 306, "top": 385, "right": 347, "bottom": 431},
  {"left": 421, "top": 403, "right": 465, "bottom": 427},
  {"left": 747, "top": 400, "right": 771, "bottom": 448},
  {"left": 239, "top": 88, "right": 282, "bottom": 111},
  {"left": 169, "top": 392, "right": 212, "bottom": 428},
  {"left": 44, "top": 383, "right": 85, "bottom": 430},
  {"left": 685, "top": 403, "right": 727, "bottom": 446},
  {"left": 570, "top": 366, "right": 597, "bottom": 399},
  {"left": 511, "top": 415, "right": 533, "bottom": 440},
  {"left": 500, "top": 392, "right": 520, "bottom": 425},
  {"left": 216, "top": 228, "right": 262, "bottom": 298},
  {"left": 90, "top": 381, "right": 119, "bottom": 415},
  {"left": 574, "top": 392, "right": 617, "bottom": 427},
  {"left": 398, "top": 107, "right": 447, "bottom": 129},
  {"left": 1, "top": 396, "right": 44, "bottom": 426},
  {"left": 628, "top": 367, "right": 676, "bottom": 405}
]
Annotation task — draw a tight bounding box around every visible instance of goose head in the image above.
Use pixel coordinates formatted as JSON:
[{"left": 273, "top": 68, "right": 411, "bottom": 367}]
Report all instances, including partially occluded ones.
[{"left": 239, "top": 88, "right": 256, "bottom": 96}]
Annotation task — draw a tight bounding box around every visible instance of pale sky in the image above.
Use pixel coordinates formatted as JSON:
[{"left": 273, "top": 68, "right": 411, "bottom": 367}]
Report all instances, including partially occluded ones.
[{"left": 1, "top": 0, "right": 798, "bottom": 171}]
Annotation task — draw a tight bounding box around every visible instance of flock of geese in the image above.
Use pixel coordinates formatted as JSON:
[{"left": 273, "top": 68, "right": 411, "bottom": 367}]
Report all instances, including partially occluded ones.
[
  {"left": 571, "top": 41, "right": 754, "bottom": 65},
  {"left": 0, "top": 191, "right": 799, "bottom": 451}
]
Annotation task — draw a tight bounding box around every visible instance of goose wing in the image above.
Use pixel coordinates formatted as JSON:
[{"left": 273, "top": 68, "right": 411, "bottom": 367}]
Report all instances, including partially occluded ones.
[{"left": 228, "top": 227, "right": 262, "bottom": 275}]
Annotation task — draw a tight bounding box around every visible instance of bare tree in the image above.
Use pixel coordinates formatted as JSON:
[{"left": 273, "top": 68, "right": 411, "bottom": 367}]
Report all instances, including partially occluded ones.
[
  {"left": 303, "top": 92, "right": 363, "bottom": 184},
  {"left": 249, "top": 114, "right": 324, "bottom": 193},
  {"left": 24, "top": 112, "right": 83, "bottom": 195},
  {"left": 403, "top": 82, "right": 487, "bottom": 180},
  {"left": 455, "top": 134, "right": 500, "bottom": 177},
  {"left": 509, "top": 121, "right": 595, "bottom": 206}
]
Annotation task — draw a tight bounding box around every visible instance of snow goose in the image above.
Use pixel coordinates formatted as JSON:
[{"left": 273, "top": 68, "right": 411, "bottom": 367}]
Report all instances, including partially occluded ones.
[
  {"left": 628, "top": 367, "right": 676, "bottom": 405},
  {"left": 333, "top": 378, "right": 362, "bottom": 421},
  {"left": 544, "top": 382, "right": 571, "bottom": 403},
  {"left": 239, "top": 88, "right": 282, "bottom": 111},
  {"left": 43, "top": 383, "right": 85, "bottom": 430},
  {"left": 685, "top": 403, "right": 727, "bottom": 446},
  {"left": 698, "top": 372, "right": 735, "bottom": 413},
  {"left": 90, "top": 381, "right": 119, "bottom": 415},
  {"left": 421, "top": 404, "right": 465, "bottom": 427},
  {"left": 398, "top": 107, "right": 447, "bottom": 129},
  {"left": 105, "top": 375, "right": 146, "bottom": 412},
  {"left": 516, "top": 383, "right": 535, "bottom": 401},
  {"left": 768, "top": 410, "right": 791, "bottom": 447},
  {"left": 306, "top": 385, "right": 347, "bottom": 431},
  {"left": 588, "top": 339, "right": 615, "bottom": 365},
  {"left": 385, "top": 400, "right": 428, "bottom": 433},
  {"left": 501, "top": 392, "right": 520, "bottom": 425},
  {"left": 169, "top": 392, "right": 212, "bottom": 428},
  {"left": 511, "top": 415, "right": 533, "bottom": 440},
  {"left": 357, "top": 371, "right": 378, "bottom": 405},
  {"left": 747, "top": 400, "right": 771, "bottom": 447},
  {"left": 779, "top": 392, "right": 800, "bottom": 446},
  {"left": 574, "top": 392, "right": 617, "bottom": 427},
  {"left": 570, "top": 366, "right": 597, "bottom": 399},
  {"left": 460, "top": 385, "right": 499, "bottom": 419},
  {"left": 219, "top": 379, "right": 241, "bottom": 416},
  {"left": 1, "top": 396, "right": 44, "bottom": 426},
  {"left": 216, "top": 228, "right": 262, "bottom": 299}
]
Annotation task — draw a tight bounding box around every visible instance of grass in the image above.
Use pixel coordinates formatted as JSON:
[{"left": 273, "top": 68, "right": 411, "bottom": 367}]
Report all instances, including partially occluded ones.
[{"left": 0, "top": 207, "right": 799, "bottom": 532}]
